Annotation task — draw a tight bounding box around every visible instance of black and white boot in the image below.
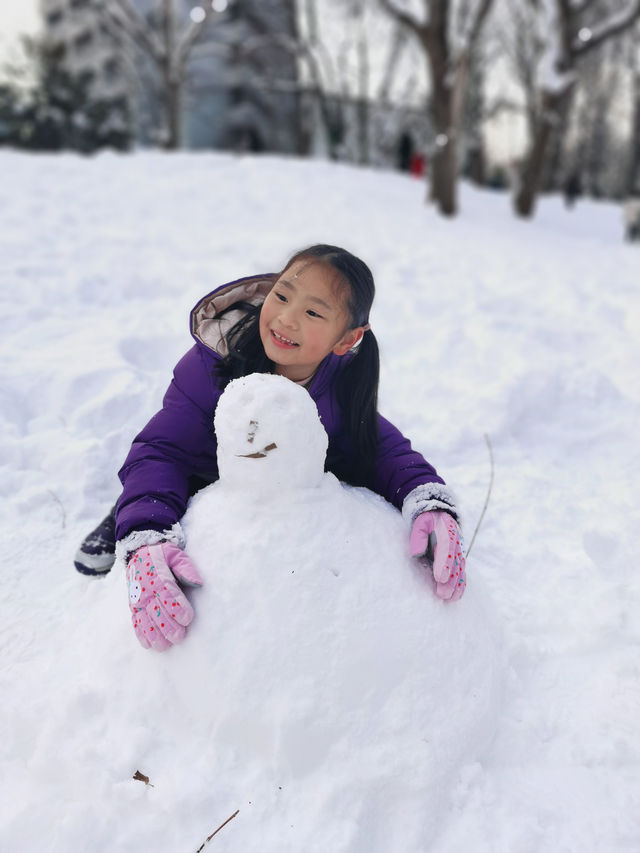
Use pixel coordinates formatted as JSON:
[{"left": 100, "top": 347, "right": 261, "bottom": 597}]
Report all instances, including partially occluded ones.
[{"left": 74, "top": 507, "right": 117, "bottom": 576}]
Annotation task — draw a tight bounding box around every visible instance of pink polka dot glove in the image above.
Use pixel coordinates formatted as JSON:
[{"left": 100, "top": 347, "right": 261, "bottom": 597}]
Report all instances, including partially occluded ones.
[
  {"left": 410, "top": 510, "right": 466, "bottom": 601},
  {"left": 126, "top": 542, "right": 203, "bottom": 651}
]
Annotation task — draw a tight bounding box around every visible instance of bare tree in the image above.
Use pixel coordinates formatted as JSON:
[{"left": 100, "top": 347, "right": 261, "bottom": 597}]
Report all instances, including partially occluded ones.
[
  {"left": 378, "top": 21, "right": 410, "bottom": 104},
  {"left": 293, "top": 0, "right": 348, "bottom": 158},
  {"left": 565, "top": 44, "right": 621, "bottom": 198},
  {"left": 95, "top": 0, "right": 219, "bottom": 149},
  {"left": 344, "top": 0, "right": 372, "bottom": 164},
  {"left": 461, "top": 29, "right": 502, "bottom": 187},
  {"left": 498, "top": 0, "right": 543, "bottom": 142},
  {"left": 378, "top": 0, "right": 495, "bottom": 216},
  {"left": 514, "top": 0, "right": 640, "bottom": 217},
  {"left": 305, "top": 0, "right": 399, "bottom": 164}
]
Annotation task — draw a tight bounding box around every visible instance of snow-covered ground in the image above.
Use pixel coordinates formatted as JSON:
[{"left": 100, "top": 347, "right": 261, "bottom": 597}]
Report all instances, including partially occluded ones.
[{"left": 1, "top": 149, "right": 638, "bottom": 852}]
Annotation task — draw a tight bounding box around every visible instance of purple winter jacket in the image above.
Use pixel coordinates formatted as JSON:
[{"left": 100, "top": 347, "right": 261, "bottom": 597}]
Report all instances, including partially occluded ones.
[{"left": 115, "top": 275, "right": 451, "bottom": 543}]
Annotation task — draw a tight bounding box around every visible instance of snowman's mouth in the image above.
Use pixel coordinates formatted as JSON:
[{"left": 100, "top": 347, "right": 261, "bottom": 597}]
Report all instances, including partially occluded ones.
[
  {"left": 271, "top": 330, "right": 299, "bottom": 347},
  {"left": 237, "top": 442, "right": 278, "bottom": 459}
]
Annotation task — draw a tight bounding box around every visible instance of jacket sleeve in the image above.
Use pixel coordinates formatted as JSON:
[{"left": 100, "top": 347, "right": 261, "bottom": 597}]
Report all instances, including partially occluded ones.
[
  {"left": 370, "top": 414, "right": 460, "bottom": 523},
  {"left": 115, "top": 345, "right": 222, "bottom": 542}
]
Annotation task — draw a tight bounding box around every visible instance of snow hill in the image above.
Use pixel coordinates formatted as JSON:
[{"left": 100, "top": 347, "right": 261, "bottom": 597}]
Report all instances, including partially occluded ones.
[{"left": 1, "top": 149, "right": 639, "bottom": 852}]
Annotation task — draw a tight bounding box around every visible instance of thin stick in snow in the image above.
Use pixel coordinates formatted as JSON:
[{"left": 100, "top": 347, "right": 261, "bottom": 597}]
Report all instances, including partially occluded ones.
[
  {"left": 195, "top": 809, "right": 240, "bottom": 851},
  {"left": 48, "top": 489, "right": 67, "bottom": 529},
  {"left": 467, "top": 433, "right": 494, "bottom": 557}
]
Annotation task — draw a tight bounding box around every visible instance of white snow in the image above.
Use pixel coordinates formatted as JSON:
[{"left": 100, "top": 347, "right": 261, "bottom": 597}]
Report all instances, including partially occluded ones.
[{"left": 1, "top": 149, "right": 639, "bottom": 852}]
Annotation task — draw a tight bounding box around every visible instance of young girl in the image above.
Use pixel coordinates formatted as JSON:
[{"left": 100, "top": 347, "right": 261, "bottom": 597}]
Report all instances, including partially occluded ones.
[{"left": 75, "top": 244, "right": 466, "bottom": 651}]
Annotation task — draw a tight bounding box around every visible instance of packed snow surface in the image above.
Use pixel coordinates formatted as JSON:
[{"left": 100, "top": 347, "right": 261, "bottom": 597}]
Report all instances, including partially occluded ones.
[{"left": 1, "top": 150, "right": 639, "bottom": 852}]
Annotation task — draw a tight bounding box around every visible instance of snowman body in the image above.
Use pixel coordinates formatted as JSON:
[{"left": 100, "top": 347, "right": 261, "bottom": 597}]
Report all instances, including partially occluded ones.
[{"left": 175, "top": 373, "right": 501, "bottom": 852}]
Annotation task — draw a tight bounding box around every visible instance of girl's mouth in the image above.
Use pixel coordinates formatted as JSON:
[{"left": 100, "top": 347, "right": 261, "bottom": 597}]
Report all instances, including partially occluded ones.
[{"left": 271, "top": 329, "right": 299, "bottom": 348}]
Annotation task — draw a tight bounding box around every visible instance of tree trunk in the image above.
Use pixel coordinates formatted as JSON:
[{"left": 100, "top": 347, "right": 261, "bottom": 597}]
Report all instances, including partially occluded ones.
[
  {"left": 165, "top": 77, "right": 181, "bottom": 149},
  {"left": 514, "top": 87, "right": 572, "bottom": 217},
  {"left": 429, "top": 97, "right": 457, "bottom": 215},
  {"left": 628, "top": 66, "right": 640, "bottom": 192},
  {"left": 427, "top": 39, "right": 457, "bottom": 216},
  {"left": 435, "top": 142, "right": 458, "bottom": 215},
  {"left": 162, "top": 0, "right": 179, "bottom": 149},
  {"left": 460, "top": 42, "right": 486, "bottom": 186},
  {"left": 356, "top": 97, "right": 369, "bottom": 165},
  {"left": 541, "top": 91, "right": 573, "bottom": 192},
  {"left": 356, "top": 18, "right": 370, "bottom": 165}
]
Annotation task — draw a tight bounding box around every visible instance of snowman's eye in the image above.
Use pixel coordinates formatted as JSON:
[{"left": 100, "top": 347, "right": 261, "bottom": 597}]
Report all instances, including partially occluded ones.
[{"left": 247, "top": 419, "right": 259, "bottom": 444}]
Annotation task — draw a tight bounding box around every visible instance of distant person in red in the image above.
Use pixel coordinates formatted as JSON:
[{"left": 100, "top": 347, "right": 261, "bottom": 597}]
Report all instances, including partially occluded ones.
[{"left": 410, "top": 152, "right": 426, "bottom": 177}]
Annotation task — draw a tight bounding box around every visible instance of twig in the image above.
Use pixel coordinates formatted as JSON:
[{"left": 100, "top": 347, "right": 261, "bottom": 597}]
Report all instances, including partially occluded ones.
[
  {"left": 466, "top": 433, "right": 494, "bottom": 557},
  {"left": 48, "top": 489, "right": 67, "bottom": 529},
  {"left": 195, "top": 810, "right": 240, "bottom": 852}
]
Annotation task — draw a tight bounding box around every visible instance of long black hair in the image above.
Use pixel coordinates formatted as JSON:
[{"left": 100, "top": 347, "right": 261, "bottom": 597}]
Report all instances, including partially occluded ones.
[{"left": 216, "top": 244, "right": 380, "bottom": 485}]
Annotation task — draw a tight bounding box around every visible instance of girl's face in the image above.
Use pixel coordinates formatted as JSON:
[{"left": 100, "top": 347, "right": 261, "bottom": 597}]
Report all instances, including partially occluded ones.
[{"left": 259, "top": 260, "right": 364, "bottom": 383}]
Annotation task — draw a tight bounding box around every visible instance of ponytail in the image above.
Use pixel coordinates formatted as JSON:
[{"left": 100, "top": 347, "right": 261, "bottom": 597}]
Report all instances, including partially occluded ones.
[{"left": 335, "top": 329, "right": 380, "bottom": 485}]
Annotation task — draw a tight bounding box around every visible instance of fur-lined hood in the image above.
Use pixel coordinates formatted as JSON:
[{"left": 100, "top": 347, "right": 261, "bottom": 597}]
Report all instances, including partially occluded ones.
[{"left": 190, "top": 274, "right": 275, "bottom": 358}]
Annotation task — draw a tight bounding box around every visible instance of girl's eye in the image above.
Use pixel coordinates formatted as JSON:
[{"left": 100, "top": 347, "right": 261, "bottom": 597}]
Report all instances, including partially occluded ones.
[
  {"left": 275, "top": 292, "right": 287, "bottom": 302},
  {"left": 306, "top": 310, "right": 323, "bottom": 319}
]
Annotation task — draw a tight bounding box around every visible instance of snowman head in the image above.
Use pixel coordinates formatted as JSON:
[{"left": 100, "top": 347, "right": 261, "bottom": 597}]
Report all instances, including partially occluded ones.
[{"left": 214, "top": 373, "right": 328, "bottom": 491}]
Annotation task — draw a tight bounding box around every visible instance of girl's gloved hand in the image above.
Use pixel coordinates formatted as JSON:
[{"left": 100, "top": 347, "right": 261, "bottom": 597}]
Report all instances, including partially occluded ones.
[
  {"left": 410, "top": 511, "right": 466, "bottom": 601},
  {"left": 126, "top": 542, "right": 203, "bottom": 651}
]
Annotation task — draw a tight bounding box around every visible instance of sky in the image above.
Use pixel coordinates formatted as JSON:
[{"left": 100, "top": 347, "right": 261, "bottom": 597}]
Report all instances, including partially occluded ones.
[
  {"left": 0, "top": 0, "right": 41, "bottom": 53},
  {"left": 0, "top": 0, "right": 41, "bottom": 83}
]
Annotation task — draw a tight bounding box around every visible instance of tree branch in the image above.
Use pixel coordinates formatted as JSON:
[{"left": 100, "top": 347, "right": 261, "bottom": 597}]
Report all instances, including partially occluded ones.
[
  {"left": 484, "top": 95, "right": 524, "bottom": 120},
  {"left": 569, "top": 0, "right": 599, "bottom": 15},
  {"left": 378, "top": 0, "right": 427, "bottom": 40},
  {"left": 176, "top": 8, "right": 217, "bottom": 70},
  {"left": 464, "top": 0, "right": 495, "bottom": 49},
  {"left": 572, "top": 0, "right": 640, "bottom": 57},
  {"left": 110, "top": 0, "right": 166, "bottom": 62},
  {"left": 377, "top": 22, "right": 409, "bottom": 102}
]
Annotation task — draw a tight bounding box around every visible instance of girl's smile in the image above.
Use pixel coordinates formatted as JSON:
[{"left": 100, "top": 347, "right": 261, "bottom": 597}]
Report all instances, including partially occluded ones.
[
  {"left": 270, "top": 329, "right": 300, "bottom": 348},
  {"left": 259, "top": 260, "right": 364, "bottom": 382}
]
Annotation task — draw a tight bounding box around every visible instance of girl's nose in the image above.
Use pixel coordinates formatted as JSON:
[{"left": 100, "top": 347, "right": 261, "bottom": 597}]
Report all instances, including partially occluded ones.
[{"left": 280, "top": 305, "right": 298, "bottom": 328}]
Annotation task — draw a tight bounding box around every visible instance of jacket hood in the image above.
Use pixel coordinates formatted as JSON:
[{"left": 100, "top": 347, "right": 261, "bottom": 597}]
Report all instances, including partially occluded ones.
[{"left": 190, "top": 274, "right": 275, "bottom": 357}]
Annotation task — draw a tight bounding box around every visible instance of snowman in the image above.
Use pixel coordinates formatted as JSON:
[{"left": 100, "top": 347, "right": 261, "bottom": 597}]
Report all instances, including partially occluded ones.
[{"left": 172, "top": 372, "right": 502, "bottom": 853}]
